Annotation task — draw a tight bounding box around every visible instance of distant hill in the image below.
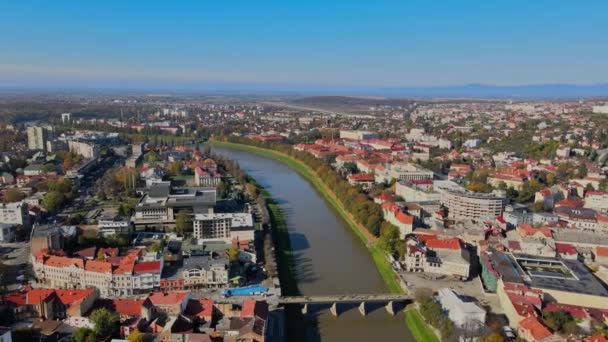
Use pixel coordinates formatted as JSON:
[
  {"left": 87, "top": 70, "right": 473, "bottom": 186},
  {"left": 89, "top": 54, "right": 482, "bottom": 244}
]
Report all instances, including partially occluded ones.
[
  {"left": 290, "top": 96, "right": 415, "bottom": 108},
  {"left": 371, "top": 83, "right": 608, "bottom": 99}
]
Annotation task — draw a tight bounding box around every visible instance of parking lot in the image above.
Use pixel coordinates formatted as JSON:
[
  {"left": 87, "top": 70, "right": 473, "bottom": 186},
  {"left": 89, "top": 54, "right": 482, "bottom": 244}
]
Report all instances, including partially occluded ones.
[{"left": 0, "top": 242, "right": 31, "bottom": 291}]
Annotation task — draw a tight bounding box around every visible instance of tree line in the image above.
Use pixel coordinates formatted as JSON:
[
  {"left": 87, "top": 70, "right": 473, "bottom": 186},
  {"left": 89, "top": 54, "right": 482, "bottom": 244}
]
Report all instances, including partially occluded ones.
[{"left": 217, "top": 135, "right": 384, "bottom": 236}]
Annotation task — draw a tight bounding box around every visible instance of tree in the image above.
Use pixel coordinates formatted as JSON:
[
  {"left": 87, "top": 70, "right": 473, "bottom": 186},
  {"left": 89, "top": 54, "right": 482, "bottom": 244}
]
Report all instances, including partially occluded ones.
[
  {"left": 169, "top": 161, "right": 183, "bottom": 175},
  {"left": 96, "top": 249, "right": 105, "bottom": 260},
  {"left": 127, "top": 329, "right": 144, "bottom": 342},
  {"left": 378, "top": 222, "right": 400, "bottom": 255},
  {"left": 530, "top": 201, "right": 545, "bottom": 213},
  {"left": 577, "top": 163, "right": 588, "bottom": 178},
  {"left": 90, "top": 308, "right": 119, "bottom": 337},
  {"left": 228, "top": 246, "right": 240, "bottom": 263},
  {"left": 175, "top": 211, "right": 189, "bottom": 236},
  {"left": 546, "top": 172, "right": 556, "bottom": 186},
  {"left": 144, "top": 151, "right": 161, "bottom": 162},
  {"left": 543, "top": 310, "right": 578, "bottom": 334},
  {"left": 42, "top": 191, "right": 65, "bottom": 214},
  {"left": 73, "top": 327, "right": 96, "bottom": 342},
  {"left": 601, "top": 179, "right": 608, "bottom": 192}
]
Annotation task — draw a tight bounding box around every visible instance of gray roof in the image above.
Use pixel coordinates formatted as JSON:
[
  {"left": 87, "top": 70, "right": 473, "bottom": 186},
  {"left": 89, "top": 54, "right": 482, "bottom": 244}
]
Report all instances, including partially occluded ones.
[{"left": 489, "top": 252, "right": 608, "bottom": 297}]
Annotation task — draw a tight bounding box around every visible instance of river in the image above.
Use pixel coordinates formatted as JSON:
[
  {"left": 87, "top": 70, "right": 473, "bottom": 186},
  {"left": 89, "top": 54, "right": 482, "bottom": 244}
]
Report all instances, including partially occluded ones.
[{"left": 212, "top": 146, "right": 413, "bottom": 342}]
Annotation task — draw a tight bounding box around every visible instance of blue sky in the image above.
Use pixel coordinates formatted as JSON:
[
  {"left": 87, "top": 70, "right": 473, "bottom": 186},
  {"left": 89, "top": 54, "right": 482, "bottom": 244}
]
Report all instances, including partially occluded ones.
[{"left": 1, "top": 1, "right": 607, "bottom": 88}]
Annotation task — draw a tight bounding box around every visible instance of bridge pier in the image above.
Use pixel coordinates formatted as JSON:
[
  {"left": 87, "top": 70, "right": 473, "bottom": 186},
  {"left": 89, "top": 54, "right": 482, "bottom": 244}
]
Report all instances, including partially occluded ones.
[
  {"left": 385, "top": 301, "right": 396, "bottom": 316},
  {"left": 330, "top": 302, "right": 339, "bottom": 317},
  {"left": 301, "top": 303, "right": 308, "bottom": 315},
  {"left": 358, "top": 301, "right": 368, "bottom": 316}
]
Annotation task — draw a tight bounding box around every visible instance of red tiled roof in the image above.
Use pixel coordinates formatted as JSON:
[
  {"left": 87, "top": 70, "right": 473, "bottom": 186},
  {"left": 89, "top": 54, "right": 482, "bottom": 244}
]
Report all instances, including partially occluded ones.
[
  {"left": 45, "top": 256, "right": 84, "bottom": 269},
  {"left": 586, "top": 334, "right": 608, "bottom": 342},
  {"left": 555, "top": 198, "right": 584, "bottom": 208},
  {"left": 54, "top": 289, "right": 95, "bottom": 306},
  {"left": 107, "top": 298, "right": 144, "bottom": 316},
  {"left": 133, "top": 261, "right": 162, "bottom": 274},
  {"left": 185, "top": 299, "right": 214, "bottom": 319},
  {"left": 518, "top": 317, "right": 552, "bottom": 341},
  {"left": 85, "top": 260, "right": 113, "bottom": 273},
  {"left": 518, "top": 224, "right": 552, "bottom": 239},
  {"left": 241, "top": 299, "right": 257, "bottom": 318},
  {"left": 148, "top": 291, "right": 189, "bottom": 306},
  {"left": 26, "top": 289, "right": 55, "bottom": 305},
  {"left": 596, "top": 246, "right": 608, "bottom": 258},
  {"left": 2, "top": 291, "right": 27, "bottom": 306},
  {"left": 544, "top": 303, "right": 589, "bottom": 320},
  {"left": 555, "top": 243, "right": 577, "bottom": 256}
]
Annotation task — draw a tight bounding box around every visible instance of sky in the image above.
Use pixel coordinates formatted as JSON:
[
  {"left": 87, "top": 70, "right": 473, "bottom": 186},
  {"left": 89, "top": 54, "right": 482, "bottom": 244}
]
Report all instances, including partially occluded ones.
[{"left": 1, "top": 1, "right": 607, "bottom": 89}]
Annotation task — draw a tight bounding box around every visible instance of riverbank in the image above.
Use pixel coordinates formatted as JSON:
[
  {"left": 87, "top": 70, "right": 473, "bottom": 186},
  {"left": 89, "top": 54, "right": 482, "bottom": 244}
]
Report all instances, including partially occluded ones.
[{"left": 210, "top": 140, "right": 439, "bottom": 342}]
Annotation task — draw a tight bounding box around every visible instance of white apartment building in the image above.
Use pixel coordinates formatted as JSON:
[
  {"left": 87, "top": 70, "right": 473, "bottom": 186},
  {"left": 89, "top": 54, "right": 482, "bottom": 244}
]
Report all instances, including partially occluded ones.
[
  {"left": 97, "top": 215, "right": 132, "bottom": 236},
  {"left": 339, "top": 130, "right": 378, "bottom": 140},
  {"left": 0, "top": 201, "right": 29, "bottom": 227},
  {"left": 585, "top": 191, "right": 608, "bottom": 210},
  {"left": 375, "top": 162, "right": 434, "bottom": 184},
  {"left": 441, "top": 189, "right": 505, "bottom": 220},
  {"left": 68, "top": 140, "right": 100, "bottom": 159},
  {"left": 193, "top": 213, "right": 254, "bottom": 243},
  {"left": 27, "top": 126, "right": 48, "bottom": 150},
  {"left": 437, "top": 288, "right": 486, "bottom": 328}
]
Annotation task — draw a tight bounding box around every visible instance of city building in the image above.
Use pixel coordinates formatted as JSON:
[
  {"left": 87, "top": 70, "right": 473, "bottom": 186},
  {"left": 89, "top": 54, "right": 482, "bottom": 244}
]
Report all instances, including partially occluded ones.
[
  {"left": 33, "top": 249, "right": 163, "bottom": 296},
  {"left": 441, "top": 189, "right": 505, "bottom": 220},
  {"left": 403, "top": 234, "right": 470, "bottom": 280},
  {"left": 0, "top": 201, "right": 29, "bottom": 227},
  {"left": 134, "top": 182, "right": 216, "bottom": 229},
  {"left": 97, "top": 212, "right": 132, "bottom": 236},
  {"left": 436, "top": 288, "right": 486, "bottom": 328},
  {"left": 194, "top": 167, "right": 221, "bottom": 187},
  {"left": 192, "top": 213, "right": 254, "bottom": 243},
  {"left": 382, "top": 202, "right": 414, "bottom": 237},
  {"left": 339, "top": 130, "right": 378, "bottom": 140},
  {"left": 375, "top": 162, "right": 434, "bottom": 184},
  {"left": 67, "top": 140, "right": 100, "bottom": 159},
  {"left": 27, "top": 126, "right": 49, "bottom": 150},
  {"left": 61, "top": 112, "right": 71, "bottom": 124}
]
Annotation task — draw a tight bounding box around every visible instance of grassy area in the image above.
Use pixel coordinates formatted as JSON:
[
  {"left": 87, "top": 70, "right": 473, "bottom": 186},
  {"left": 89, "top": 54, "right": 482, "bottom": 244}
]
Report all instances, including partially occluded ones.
[
  {"left": 211, "top": 140, "right": 438, "bottom": 341},
  {"left": 405, "top": 309, "right": 440, "bottom": 342}
]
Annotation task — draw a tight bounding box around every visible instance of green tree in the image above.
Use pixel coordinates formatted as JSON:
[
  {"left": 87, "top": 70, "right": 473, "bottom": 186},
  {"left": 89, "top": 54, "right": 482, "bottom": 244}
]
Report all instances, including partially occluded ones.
[
  {"left": 90, "top": 308, "right": 119, "bottom": 337},
  {"left": 378, "top": 222, "right": 400, "bottom": 255},
  {"left": 144, "top": 151, "right": 161, "bottom": 162},
  {"left": 175, "top": 211, "right": 190, "bottom": 236},
  {"left": 73, "top": 327, "right": 96, "bottom": 342},
  {"left": 42, "top": 191, "right": 65, "bottom": 214},
  {"left": 169, "top": 161, "right": 183, "bottom": 175}
]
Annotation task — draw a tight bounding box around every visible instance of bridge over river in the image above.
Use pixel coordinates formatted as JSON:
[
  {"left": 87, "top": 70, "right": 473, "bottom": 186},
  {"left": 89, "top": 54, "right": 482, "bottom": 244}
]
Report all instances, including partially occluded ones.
[{"left": 214, "top": 293, "right": 412, "bottom": 317}]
